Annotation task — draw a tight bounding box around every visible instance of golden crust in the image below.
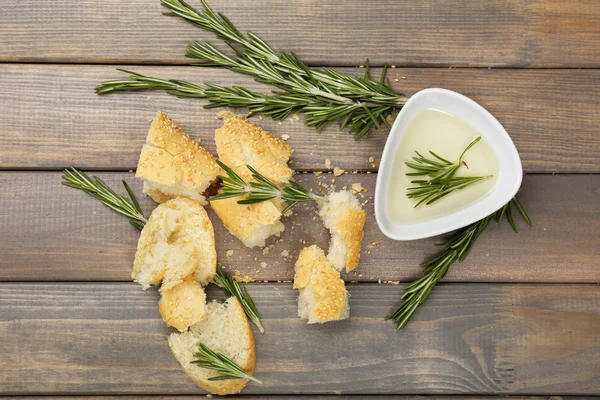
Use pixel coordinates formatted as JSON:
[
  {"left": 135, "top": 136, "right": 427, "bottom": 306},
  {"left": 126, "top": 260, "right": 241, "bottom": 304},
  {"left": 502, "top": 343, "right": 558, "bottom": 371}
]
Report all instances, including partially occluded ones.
[
  {"left": 336, "top": 208, "right": 366, "bottom": 272},
  {"left": 133, "top": 197, "right": 217, "bottom": 290},
  {"left": 159, "top": 277, "right": 207, "bottom": 332},
  {"left": 137, "top": 111, "right": 222, "bottom": 203},
  {"left": 215, "top": 111, "right": 292, "bottom": 183},
  {"left": 294, "top": 245, "right": 348, "bottom": 323},
  {"left": 210, "top": 195, "right": 284, "bottom": 248}
]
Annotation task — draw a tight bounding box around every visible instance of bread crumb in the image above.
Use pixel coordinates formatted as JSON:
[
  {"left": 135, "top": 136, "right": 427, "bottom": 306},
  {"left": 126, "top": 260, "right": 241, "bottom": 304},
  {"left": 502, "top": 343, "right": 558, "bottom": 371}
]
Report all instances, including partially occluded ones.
[
  {"left": 234, "top": 275, "right": 253, "bottom": 283},
  {"left": 351, "top": 183, "right": 366, "bottom": 193},
  {"left": 313, "top": 171, "right": 323, "bottom": 176},
  {"left": 262, "top": 245, "right": 272, "bottom": 255},
  {"left": 281, "top": 134, "right": 290, "bottom": 141},
  {"left": 391, "top": 65, "right": 396, "bottom": 68},
  {"left": 254, "top": 256, "right": 258, "bottom": 261},
  {"left": 281, "top": 250, "right": 289, "bottom": 257},
  {"left": 331, "top": 178, "right": 336, "bottom": 184},
  {"left": 402, "top": 76, "right": 406, "bottom": 80},
  {"left": 225, "top": 250, "right": 234, "bottom": 257},
  {"left": 333, "top": 167, "right": 344, "bottom": 177},
  {"left": 325, "top": 159, "right": 331, "bottom": 169},
  {"left": 292, "top": 113, "right": 300, "bottom": 121},
  {"left": 260, "top": 262, "right": 267, "bottom": 268},
  {"left": 368, "top": 156, "right": 375, "bottom": 163}
]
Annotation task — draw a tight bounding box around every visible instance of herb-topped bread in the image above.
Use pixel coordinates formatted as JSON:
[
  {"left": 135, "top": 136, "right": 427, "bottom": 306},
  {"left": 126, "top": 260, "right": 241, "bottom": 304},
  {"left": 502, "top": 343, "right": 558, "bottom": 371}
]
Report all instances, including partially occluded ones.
[
  {"left": 137, "top": 111, "right": 222, "bottom": 204},
  {"left": 211, "top": 112, "right": 292, "bottom": 247},
  {"left": 293, "top": 245, "right": 349, "bottom": 324},
  {"left": 318, "top": 190, "right": 366, "bottom": 272},
  {"left": 168, "top": 297, "right": 257, "bottom": 395},
  {"left": 133, "top": 197, "right": 217, "bottom": 291}
]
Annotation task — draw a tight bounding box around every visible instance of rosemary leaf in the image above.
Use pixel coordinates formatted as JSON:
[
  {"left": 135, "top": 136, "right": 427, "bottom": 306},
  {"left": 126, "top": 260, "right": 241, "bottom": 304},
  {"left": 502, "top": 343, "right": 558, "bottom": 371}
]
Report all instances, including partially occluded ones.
[
  {"left": 212, "top": 265, "right": 265, "bottom": 333},
  {"left": 192, "top": 343, "right": 262, "bottom": 383},
  {"left": 61, "top": 168, "right": 147, "bottom": 229}
]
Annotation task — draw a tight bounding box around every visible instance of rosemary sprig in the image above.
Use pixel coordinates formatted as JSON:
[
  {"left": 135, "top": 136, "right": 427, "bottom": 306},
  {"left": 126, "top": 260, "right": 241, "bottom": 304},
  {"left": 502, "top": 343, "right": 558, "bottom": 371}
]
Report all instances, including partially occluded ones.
[
  {"left": 388, "top": 196, "right": 532, "bottom": 329},
  {"left": 61, "top": 168, "right": 147, "bottom": 230},
  {"left": 405, "top": 136, "right": 493, "bottom": 207},
  {"left": 191, "top": 343, "right": 262, "bottom": 384},
  {"left": 161, "top": 0, "right": 406, "bottom": 106},
  {"left": 213, "top": 264, "right": 265, "bottom": 333},
  {"left": 96, "top": 0, "right": 408, "bottom": 138},
  {"left": 211, "top": 160, "right": 326, "bottom": 213}
]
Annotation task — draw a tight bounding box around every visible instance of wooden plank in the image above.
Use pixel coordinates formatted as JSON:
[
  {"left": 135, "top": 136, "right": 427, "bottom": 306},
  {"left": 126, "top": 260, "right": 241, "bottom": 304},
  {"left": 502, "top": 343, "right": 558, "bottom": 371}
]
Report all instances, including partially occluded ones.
[
  {"left": 0, "top": 172, "right": 598, "bottom": 283},
  {"left": 0, "top": 283, "right": 598, "bottom": 394},
  {"left": 1, "top": 65, "right": 599, "bottom": 172},
  {"left": 13, "top": 397, "right": 595, "bottom": 400},
  {"left": 1, "top": 0, "right": 599, "bottom": 67}
]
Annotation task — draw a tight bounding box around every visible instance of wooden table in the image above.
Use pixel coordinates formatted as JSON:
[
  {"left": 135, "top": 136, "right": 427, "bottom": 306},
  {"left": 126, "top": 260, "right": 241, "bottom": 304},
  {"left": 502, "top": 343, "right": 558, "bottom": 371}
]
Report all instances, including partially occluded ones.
[{"left": 1, "top": 0, "right": 599, "bottom": 398}]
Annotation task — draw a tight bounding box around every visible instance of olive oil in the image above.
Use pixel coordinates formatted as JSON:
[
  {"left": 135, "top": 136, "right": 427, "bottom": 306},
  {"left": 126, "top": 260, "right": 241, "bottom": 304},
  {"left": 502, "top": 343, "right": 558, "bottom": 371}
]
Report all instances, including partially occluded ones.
[{"left": 387, "top": 109, "right": 499, "bottom": 224}]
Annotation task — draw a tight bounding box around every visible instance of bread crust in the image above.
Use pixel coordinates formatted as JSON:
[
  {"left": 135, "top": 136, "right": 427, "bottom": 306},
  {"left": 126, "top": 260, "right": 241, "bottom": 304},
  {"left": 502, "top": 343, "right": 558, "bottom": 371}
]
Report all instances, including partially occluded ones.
[
  {"left": 215, "top": 111, "right": 292, "bottom": 183},
  {"left": 210, "top": 195, "right": 284, "bottom": 248},
  {"left": 133, "top": 197, "right": 217, "bottom": 289},
  {"left": 168, "top": 297, "right": 256, "bottom": 395},
  {"left": 336, "top": 208, "right": 366, "bottom": 272},
  {"left": 159, "top": 277, "right": 207, "bottom": 332},
  {"left": 319, "top": 191, "right": 367, "bottom": 272},
  {"left": 294, "top": 245, "right": 349, "bottom": 323},
  {"left": 137, "top": 111, "right": 222, "bottom": 204}
]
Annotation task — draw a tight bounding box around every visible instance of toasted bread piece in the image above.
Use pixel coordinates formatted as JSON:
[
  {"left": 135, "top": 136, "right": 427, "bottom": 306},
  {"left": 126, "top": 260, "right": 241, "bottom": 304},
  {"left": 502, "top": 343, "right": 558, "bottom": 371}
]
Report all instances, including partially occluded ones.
[
  {"left": 215, "top": 111, "right": 292, "bottom": 183},
  {"left": 168, "top": 297, "right": 256, "bottom": 395},
  {"left": 159, "top": 277, "right": 207, "bottom": 332},
  {"left": 318, "top": 191, "right": 366, "bottom": 272},
  {"left": 210, "top": 195, "right": 285, "bottom": 248},
  {"left": 137, "top": 111, "right": 221, "bottom": 204},
  {"left": 133, "top": 197, "right": 217, "bottom": 291},
  {"left": 293, "top": 245, "right": 349, "bottom": 324}
]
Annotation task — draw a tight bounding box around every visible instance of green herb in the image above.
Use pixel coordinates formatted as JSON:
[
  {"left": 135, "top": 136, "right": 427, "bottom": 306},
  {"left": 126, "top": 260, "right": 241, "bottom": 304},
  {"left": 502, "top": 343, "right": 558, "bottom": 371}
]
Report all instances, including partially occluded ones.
[
  {"left": 61, "top": 168, "right": 147, "bottom": 230},
  {"left": 405, "top": 136, "right": 493, "bottom": 207},
  {"left": 96, "top": 0, "right": 409, "bottom": 139},
  {"left": 213, "top": 264, "right": 265, "bottom": 333},
  {"left": 191, "top": 343, "right": 262, "bottom": 384},
  {"left": 211, "top": 160, "right": 326, "bottom": 213},
  {"left": 388, "top": 196, "right": 532, "bottom": 329}
]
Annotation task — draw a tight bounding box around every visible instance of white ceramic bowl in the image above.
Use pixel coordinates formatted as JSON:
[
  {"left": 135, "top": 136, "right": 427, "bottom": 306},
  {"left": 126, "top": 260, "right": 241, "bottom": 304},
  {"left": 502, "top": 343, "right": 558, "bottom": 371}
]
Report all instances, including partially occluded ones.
[{"left": 374, "top": 88, "right": 522, "bottom": 241}]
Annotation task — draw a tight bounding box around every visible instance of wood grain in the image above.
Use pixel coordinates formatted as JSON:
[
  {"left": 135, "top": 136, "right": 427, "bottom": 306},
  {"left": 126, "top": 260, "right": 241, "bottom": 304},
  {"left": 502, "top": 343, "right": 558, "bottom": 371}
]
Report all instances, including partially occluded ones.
[
  {"left": 1, "top": 0, "right": 599, "bottom": 67},
  {"left": 1, "top": 172, "right": 598, "bottom": 283},
  {"left": 14, "top": 397, "right": 596, "bottom": 400},
  {"left": 1, "top": 65, "right": 599, "bottom": 172},
  {"left": 0, "top": 283, "right": 598, "bottom": 394}
]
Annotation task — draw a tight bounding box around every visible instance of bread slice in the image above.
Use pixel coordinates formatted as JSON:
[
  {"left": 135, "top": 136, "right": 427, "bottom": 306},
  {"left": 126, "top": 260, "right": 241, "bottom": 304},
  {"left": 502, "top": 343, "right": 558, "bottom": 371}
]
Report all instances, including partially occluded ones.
[
  {"left": 133, "top": 197, "right": 217, "bottom": 291},
  {"left": 215, "top": 111, "right": 292, "bottom": 183},
  {"left": 318, "top": 190, "right": 366, "bottom": 272},
  {"left": 210, "top": 195, "right": 285, "bottom": 248},
  {"left": 137, "top": 111, "right": 222, "bottom": 204},
  {"left": 159, "top": 276, "right": 207, "bottom": 332},
  {"left": 293, "top": 245, "right": 349, "bottom": 324},
  {"left": 168, "top": 297, "right": 256, "bottom": 395}
]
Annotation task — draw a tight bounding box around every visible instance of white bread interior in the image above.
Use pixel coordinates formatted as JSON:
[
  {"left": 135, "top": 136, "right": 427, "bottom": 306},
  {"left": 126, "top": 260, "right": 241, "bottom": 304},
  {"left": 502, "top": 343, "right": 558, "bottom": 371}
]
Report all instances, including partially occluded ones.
[
  {"left": 293, "top": 245, "right": 349, "bottom": 324},
  {"left": 168, "top": 297, "right": 256, "bottom": 395},
  {"left": 159, "top": 276, "right": 207, "bottom": 332},
  {"left": 137, "top": 111, "right": 222, "bottom": 205},
  {"left": 318, "top": 190, "right": 366, "bottom": 272},
  {"left": 133, "top": 197, "right": 217, "bottom": 291}
]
